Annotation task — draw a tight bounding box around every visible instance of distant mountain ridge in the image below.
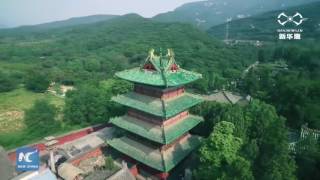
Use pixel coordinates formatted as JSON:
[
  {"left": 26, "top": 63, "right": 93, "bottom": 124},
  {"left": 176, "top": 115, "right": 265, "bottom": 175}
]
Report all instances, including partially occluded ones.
[
  {"left": 207, "top": 1, "right": 320, "bottom": 41},
  {"left": 152, "top": 0, "right": 320, "bottom": 29},
  {"left": 1, "top": 14, "right": 117, "bottom": 31},
  {"left": 2, "top": 0, "right": 319, "bottom": 33}
]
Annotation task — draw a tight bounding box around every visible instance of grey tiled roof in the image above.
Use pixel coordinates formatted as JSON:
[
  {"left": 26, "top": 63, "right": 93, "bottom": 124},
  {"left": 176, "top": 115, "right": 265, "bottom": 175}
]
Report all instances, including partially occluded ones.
[{"left": 0, "top": 146, "right": 15, "bottom": 180}]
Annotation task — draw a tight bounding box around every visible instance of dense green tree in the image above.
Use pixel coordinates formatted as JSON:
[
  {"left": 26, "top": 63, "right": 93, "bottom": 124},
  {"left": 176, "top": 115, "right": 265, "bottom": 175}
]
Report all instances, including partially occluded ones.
[
  {"left": 257, "top": 49, "right": 265, "bottom": 62},
  {"left": 195, "top": 100, "right": 297, "bottom": 180},
  {"left": 0, "top": 71, "right": 17, "bottom": 92},
  {"left": 83, "top": 58, "right": 101, "bottom": 72},
  {"left": 64, "top": 85, "right": 109, "bottom": 125},
  {"left": 226, "top": 156, "right": 254, "bottom": 180},
  {"left": 295, "top": 135, "right": 320, "bottom": 180},
  {"left": 191, "top": 78, "right": 209, "bottom": 93},
  {"left": 191, "top": 101, "right": 229, "bottom": 137},
  {"left": 109, "top": 80, "right": 133, "bottom": 95},
  {"left": 241, "top": 69, "right": 260, "bottom": 96},
  {"left": 254, "top": 114, "right": 296, "bottom": 180},
  {"left": 25, "top": 70, "right": 50, "bottom": 93},
  {"left": 240, "top": 61, "right": 320, "bottom": 130},
  {"left": 230, "top": 101, "right": 296, "bottom": 180},
  {"left": 195, "top": 121, "right": 253, "bottom": 180},
  {"left": 24, "top": 99, "right": 58, "bottom": 135},
  {"left": 271, "top": 74, "right": 320, "bottom": 129},
  {"left": 64, "top": 82, "right": 127, "bottom": 125},
  {"left": 218, "top": 105, "right": 250, "bottom": 142}
]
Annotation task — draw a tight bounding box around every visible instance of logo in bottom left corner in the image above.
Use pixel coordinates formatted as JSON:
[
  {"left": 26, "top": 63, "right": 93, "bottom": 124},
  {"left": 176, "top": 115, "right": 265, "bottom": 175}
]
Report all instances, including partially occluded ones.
[{"left": 16, "top": 147, "right": 39, "bottom": 171}]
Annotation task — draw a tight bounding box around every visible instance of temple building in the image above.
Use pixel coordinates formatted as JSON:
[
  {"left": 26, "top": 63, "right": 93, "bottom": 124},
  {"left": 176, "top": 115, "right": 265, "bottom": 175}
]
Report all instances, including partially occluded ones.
[{"left": 108, "top": 49, "right": 204, "bottom": 179}]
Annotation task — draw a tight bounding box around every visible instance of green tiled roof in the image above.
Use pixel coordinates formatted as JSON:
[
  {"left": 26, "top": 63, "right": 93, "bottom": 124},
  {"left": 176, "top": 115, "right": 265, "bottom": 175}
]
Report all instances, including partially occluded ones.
[
  {"left": 110, "top": 115, "right": 203, "bottom": 144},
  {"left": 115, "top": 49, "right": 202, "bottom": 87},
  {"left": 107, "top": 135, "right": 202, "bottom": 172},
  {"left": 115, "top": 67, "right": 202, "bottom": 87},
  {"left": 112, "top": 92, "right": 203, "bottom": 118}
]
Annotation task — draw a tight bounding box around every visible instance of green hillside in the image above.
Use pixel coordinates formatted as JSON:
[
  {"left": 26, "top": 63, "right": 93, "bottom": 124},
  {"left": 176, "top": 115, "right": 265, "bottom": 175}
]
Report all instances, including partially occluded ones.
[
  {"left": 153, "top": 0, "right": 319, "bottom": 29},
  {"left": 0, "top": 13, "right": 257, "bottom": 90},
  {"left": 207, "top": 2, "right": 320, "bottom": 41}
]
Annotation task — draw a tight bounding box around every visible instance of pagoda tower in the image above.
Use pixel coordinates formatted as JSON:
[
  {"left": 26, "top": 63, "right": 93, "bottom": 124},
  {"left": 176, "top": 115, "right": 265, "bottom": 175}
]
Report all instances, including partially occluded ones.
[{"left": 108, "top": 49, "right": 203, "bottom": 179}]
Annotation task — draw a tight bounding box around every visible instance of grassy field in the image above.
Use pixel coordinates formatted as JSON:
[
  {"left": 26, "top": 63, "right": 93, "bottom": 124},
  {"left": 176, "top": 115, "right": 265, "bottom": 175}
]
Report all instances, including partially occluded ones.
[
  {"left": 0, "top": 88, "right": 71, "bottom": 149},
  {"left": 0, "top": 88, "right": 64, "bottom": 133}
]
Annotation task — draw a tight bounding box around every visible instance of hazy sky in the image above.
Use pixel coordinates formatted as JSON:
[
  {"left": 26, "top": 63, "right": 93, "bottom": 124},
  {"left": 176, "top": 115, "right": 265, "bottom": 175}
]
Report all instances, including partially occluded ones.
[{"left": 0, "top": 0, "right": 200, "bottom": 27}]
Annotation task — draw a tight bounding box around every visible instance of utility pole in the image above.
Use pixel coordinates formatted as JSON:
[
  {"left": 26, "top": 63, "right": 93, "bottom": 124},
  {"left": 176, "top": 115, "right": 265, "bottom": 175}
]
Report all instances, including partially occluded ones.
[{"left": 44, "top": 136, "right": 58, "bottom": 173}]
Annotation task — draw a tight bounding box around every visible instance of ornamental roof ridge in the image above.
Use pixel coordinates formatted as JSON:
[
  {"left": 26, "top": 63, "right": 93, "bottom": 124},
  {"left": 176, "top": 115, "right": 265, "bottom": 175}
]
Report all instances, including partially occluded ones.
[
  {"left": 142, "top": 48, "right": 178, "bottom": 74},
  {"left": 114, "top": 49, "right": 202, "bottom": 86}
]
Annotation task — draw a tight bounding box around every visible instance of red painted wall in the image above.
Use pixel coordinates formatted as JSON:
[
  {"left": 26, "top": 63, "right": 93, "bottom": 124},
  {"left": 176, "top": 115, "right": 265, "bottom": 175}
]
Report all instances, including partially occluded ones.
[
  {"left": 127, "top": 109, "right": 189, "bottom": 127},
  {"left": 163, "top": 111, "right": 189, "bottom": 126},
  {"left": 134, "top": 84, "right": 185, "bottom": 100},
  {"left": 7, "top": 124, "right": 109, "bottom": 163},
  {"left": 160, "top": 133, "right": 189, "bottom": 151}
]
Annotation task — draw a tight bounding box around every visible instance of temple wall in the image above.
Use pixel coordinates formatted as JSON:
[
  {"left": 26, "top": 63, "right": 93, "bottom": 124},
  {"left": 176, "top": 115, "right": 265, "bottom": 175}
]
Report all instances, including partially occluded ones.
[
  {"left": 134, "top": 84, "right": 184, "bottom": 100},
  {"left": 163, "top": 111, "right": 188, "bottom": 126},
  {"left": 160, "top": 133, "right": 189, "bottom": 152},
  {"left": 127, "top": 109, "right": 189, "bottom": 126},
  {"left": 128, "top": 109, "right": 163, "bottom": 124}
]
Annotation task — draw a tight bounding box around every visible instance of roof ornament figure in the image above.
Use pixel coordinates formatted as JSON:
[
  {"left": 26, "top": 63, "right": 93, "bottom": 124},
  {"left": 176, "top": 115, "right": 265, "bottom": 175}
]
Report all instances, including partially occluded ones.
[
  {"left": 167, "top": 48, "right": 178, "bottom": 72},
  {"left": 167, "top": 48, "right": 174, "bottom": 59},
  {"left": 148, "top": 48, "right": 155, "bottom": 60}
]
